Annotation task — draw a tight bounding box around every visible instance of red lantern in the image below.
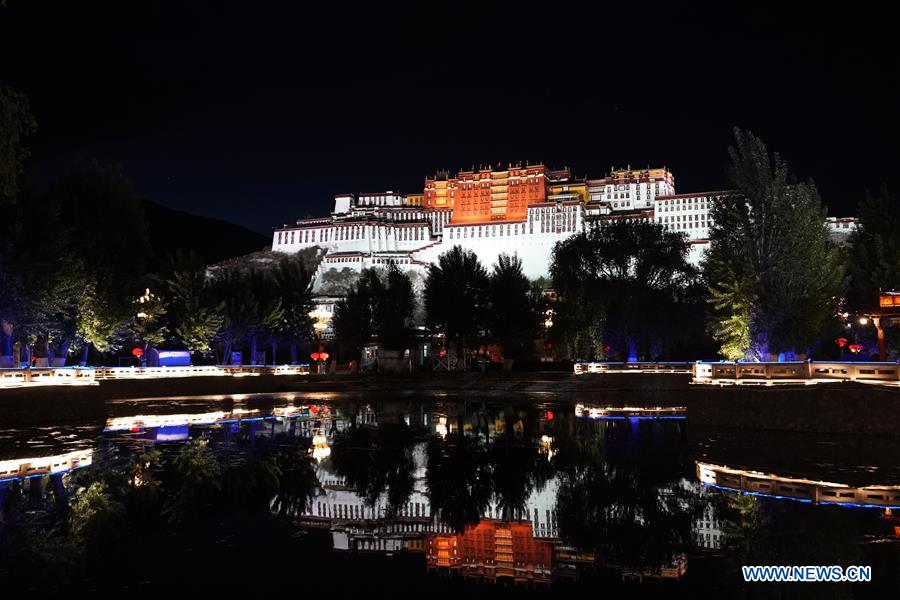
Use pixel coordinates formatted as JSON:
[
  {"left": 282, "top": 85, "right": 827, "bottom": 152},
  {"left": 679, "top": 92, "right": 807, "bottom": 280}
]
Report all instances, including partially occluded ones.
[
  {"left": 835, "top": 337, "right": 847, "bottom": 348},
  {"left": 319, "top": 352, "right": 329, "bottom": 361},
  {"left": 849, "top": 344, "right": 863, "bottom": 354},
  {"left": 132, "top": 347, "right": 144, "bottom": 358},
  {"left": 310, "top": 352, "right": 320, "bottom": 361}
]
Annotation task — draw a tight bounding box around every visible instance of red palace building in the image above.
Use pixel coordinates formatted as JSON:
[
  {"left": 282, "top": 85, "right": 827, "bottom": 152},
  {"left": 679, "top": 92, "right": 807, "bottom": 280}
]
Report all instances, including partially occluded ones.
[{"left": 425, "top": 163, "right": 569, "bottom": 224}]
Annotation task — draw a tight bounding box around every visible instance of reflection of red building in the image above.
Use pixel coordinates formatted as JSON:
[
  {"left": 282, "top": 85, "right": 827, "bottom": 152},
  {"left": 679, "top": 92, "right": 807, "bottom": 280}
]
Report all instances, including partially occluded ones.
[{"left": 425, "top": 521, "right": 554, "bottom": 584}]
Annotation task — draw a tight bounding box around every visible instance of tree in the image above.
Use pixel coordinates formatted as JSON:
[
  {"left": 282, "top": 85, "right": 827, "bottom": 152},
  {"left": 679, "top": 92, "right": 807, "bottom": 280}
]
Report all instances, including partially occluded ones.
[
  {"left": 375, "top": 264, "right": 416, "bottom": 352},
  {"left": 164, "top": 250, "right": 224, "bottom": 356},
  {"left": 550, "top": 219, "right": 697, "bottom": 361},
  {"left": 211, "top": 267, "right": 282, "bottom": 365},
  {"left": 424, "top": 246, "right": 489, "bottom": 364},
  {"left": 75, "top": 280, "right": 128, "bottom": 364},
  {"left": 272, "top": 253, "right": 314, "bottom": 363},
  {"left": 0, "top": 87, "right": 36, "bottom": 205},
  {"left": 316, "top": 267, "right": 359, "bottom": 295},
  {"left": 129, "top": 288, "right": 168, "bottom": 351},
  {"left": 247, "top": 270, "right": 284, "bottom": 364},
  {"left": 547, "top": 232, "right": 603, "bottom": 359},
  {"left": 704, "top": 128, "right": 844, "bottom": 359},
  {"left": 488, "top": 253, "right": 537, "bottom": 364},
  {"left": 847, "top": 186, "right": 900, "bottom": 312},
  {"left": 332, "top": 269, "right": 380, "bottom": 362},
  {"left": 6, "top": 161, "right": 151, "bottom": 364}
]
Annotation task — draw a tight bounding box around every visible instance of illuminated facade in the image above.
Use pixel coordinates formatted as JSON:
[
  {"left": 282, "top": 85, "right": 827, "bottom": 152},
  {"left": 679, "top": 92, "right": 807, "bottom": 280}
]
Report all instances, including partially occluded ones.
[
  {"left": 424, "top": 163, "right": 552, "bottom": 224},
  {"left": 270, "top": 162, "right": 815, "bottom": 282},
  {"left": 587, "top": 166, "right": 675, "bottom": 211}
]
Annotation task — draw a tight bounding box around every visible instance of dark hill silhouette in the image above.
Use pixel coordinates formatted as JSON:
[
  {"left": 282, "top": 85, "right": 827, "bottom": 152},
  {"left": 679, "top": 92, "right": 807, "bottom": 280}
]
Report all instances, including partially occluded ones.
[{"left": 141, "top": 199, "right": 270, "bottom": 270}]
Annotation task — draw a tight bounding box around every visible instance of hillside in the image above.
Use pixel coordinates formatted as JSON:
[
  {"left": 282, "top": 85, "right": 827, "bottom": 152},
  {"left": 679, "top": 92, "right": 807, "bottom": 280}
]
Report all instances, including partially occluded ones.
[{"left": 141, "top": 199, "right": 270, "bottom": 270}]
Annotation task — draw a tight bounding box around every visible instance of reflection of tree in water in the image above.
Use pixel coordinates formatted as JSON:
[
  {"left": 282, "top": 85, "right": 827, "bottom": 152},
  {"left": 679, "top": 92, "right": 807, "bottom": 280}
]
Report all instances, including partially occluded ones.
[
  {"left": 488, "top": 406, "right": 553, "bottom": 520},
  {"left": 427, "top": 402, "right": 555, "bottom": 532},
  {"left": 426, "top": 426, "right": 492, "bottom": 533},
  {"left": 714, "top": 494, "right": 881, "bottom": 598},
  {"left": 328, "top": 423, "right": 424, "bottom": 517},
  {"left": 555, "top": 419, "right": 704, "bottom": 572}
]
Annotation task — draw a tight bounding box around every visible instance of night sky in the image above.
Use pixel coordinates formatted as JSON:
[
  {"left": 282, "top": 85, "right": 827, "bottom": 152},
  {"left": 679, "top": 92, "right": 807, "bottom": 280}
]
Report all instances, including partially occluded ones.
[{"left": 2, "top": 2, "right": 897, "bottom": 234}]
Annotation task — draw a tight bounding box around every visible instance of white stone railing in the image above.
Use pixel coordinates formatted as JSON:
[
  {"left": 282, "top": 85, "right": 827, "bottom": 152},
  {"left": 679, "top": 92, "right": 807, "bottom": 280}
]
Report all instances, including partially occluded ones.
[
  {"left": 692, "top": 361, "right": 900, "bottom": 385},
  {"left": 574, "top": 361, "right": 693, "bottom": 375},
  {"left": 0, "top": 366, "right": 97, "bottom": 388},
  {"left": 0, "top": 364, "right": 309, "bottom": 388}
]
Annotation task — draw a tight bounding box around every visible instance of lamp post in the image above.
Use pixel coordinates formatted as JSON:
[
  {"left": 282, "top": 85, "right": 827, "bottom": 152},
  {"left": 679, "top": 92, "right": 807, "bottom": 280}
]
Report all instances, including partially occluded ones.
[{"left": 860, "top": 315, "right": 888, "bottom": 361}]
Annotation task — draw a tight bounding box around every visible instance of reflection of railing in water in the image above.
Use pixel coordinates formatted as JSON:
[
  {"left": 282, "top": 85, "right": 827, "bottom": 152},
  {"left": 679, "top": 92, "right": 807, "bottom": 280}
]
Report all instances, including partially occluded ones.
[
  {"left": 103, "top": 405, "right": 317, "bottom": 432},
  {"left": 693, "top": 361, "right": 900, "bottom": 386},
  {"left": 575, "top": 404, "right": 686, "bottom": 419},
  {"left": 574, "top": 362, "right": 693, "bottom": 375},
  {"left": 102, "top": 407, "right": 312, "bottom": 432},
  {"left": 93, "top": 364, "right": 309, "bottom": 379},
  {"left": 697, "top": 461, "right": 900, "bottom": 508},
  {"left": 0, "top": 449, "right": 94, "bottom": 482}
]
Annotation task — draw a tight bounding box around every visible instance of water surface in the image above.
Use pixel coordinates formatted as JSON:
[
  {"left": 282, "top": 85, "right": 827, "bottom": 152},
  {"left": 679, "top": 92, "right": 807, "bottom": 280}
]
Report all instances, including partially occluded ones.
[{"left": 1, "top": 392, "right": 898, "bottom": 595}]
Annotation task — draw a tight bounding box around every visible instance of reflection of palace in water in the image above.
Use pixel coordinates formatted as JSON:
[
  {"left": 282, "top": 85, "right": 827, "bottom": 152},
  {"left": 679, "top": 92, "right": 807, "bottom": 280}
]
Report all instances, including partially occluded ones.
[
  {"left": 427, "top": 521, "right": 555, "bottom": 584},
  {"left": 303, "top": 442, "right": 560, "bottom": 542},
  {"left": 1, "top": 398, "right": 731, "bottom": 585},
  {"left": 305, "top": 450, "right": 574, "bottom": 583}
]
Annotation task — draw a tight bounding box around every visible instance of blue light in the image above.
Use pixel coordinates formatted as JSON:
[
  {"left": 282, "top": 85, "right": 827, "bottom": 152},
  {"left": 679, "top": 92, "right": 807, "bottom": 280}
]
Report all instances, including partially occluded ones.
[
  {"left": 702, "top": 482, "right": 899, "bottom": 509},
  {"left": 587, "top": 415, "right": 685, "bottom": 420}
]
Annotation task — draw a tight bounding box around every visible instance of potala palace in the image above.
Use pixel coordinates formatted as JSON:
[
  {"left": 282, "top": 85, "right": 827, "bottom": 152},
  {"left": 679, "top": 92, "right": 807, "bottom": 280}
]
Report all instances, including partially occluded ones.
[{"left": 270, "top": 163, "right": 857, "bottom": 284}]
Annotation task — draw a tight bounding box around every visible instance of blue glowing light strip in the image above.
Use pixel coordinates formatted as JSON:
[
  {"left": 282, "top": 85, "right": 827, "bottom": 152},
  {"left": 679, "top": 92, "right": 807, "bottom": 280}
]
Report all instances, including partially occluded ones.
[
  {"left": 585, "top": 415, "right": 686, "bottom": 420},
  {"left": 701, "top": 482, "right": 900, "bottom": 510}
]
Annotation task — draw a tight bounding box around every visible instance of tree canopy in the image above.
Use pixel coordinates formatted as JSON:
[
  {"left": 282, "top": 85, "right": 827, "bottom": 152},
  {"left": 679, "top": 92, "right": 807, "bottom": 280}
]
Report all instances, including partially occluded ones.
[
  {"left": 424, "top": 246, "right": 489, "bottom": 360},
  {"left": 487, "top": 253, "right": 539, "bottom": 362},
  {"left": 333, "top": 265, "right": 417, "bottom": 361},
  {"left": 550, "top": 219, "right": 700, "bottom": 361},
  {"left": 0, "top": 86, "right": 37, "bottom": 204},
  {"left": 704, "top": 128, "right": 844, "bottom": 359},
  {"left": 846, "top": 186, "right": 900, "bottom": 312}
]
